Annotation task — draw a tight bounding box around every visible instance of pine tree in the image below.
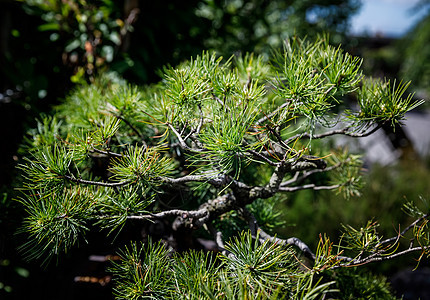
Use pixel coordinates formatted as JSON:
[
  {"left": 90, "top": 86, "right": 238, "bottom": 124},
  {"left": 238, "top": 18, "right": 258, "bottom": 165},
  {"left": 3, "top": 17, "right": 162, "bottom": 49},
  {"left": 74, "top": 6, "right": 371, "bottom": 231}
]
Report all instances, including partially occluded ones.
[{"left": 18, "top": 36, "right": 427, "bottom": 299}]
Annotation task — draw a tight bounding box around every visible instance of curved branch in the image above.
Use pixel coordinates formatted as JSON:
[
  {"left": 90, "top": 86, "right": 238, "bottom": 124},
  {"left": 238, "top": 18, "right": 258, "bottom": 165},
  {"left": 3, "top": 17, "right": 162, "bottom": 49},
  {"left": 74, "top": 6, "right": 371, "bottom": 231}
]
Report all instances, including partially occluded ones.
[
  {"left": 377, "top": 213, "right": 429, "bottom": 248},
  {"left": 334, "top": 214, "right": 430, "bottom": 267},
  {"left": 281, "top": 161, "right": 347, "bottom": 188},
  {"left": 247, "top": 149, "right": 280, "bottom": 166},
  {"left": 158, "top": 172, "right": 235, "bottom": 188},
  {"left": 128, "top": 193, "right": 237, "bottom": 231},
  {"left": 167, "top": 123, "right": 205, "bottom": 152},
  {"left": 337, "top": 245, "right": 430, "bottom": 267},
  {"left": 240, "top": 207, "right": 316, "bottom": 260},
  {"left": 159, "top": 174, "right": 211, "bottom": 184},
  {"left": 285, "top": 124, "right": 382, "bottom": 144},
  {"left": 206, "top": 223, "right": 226, "bottom": 249},
  {"left": 255, "top": 101, "right": 291, "bottom": 125}
]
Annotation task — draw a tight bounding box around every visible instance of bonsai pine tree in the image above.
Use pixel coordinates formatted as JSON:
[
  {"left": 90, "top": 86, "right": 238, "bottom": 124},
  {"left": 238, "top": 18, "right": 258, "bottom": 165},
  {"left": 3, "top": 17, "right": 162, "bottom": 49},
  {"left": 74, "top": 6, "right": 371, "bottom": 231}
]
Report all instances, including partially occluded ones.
[{"left": 18, "top": 36, "right": 428, "bottom": 299}]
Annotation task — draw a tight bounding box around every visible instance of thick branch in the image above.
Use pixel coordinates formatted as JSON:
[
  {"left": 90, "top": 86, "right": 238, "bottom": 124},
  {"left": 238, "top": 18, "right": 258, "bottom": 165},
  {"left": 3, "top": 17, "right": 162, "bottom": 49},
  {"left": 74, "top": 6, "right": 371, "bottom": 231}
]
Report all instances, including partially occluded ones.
[
  {"left": 130, "top": 193, "right": 237, "bottom": 232},
  {"left": 158, "top": 172, "right": 235, "bottom": 188},
  {"left": 159, "top": 174, "right": 211, "bottom": 185},
  {"left": 242, "top": 162, "right": 289, "bottom": 201},
  {"left": 127, "top": 208, "right": 207, "bottom": 222},
  {"left": 229, "top": 156, "right": 327, "bottom": 202}
]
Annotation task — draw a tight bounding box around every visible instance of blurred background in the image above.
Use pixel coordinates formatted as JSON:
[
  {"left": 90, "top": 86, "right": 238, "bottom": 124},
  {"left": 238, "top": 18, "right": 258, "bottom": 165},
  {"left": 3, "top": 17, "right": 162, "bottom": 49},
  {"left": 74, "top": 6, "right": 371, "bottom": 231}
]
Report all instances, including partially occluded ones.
[{"left": 0, "top": 0, "right": 429, "bottom": 299}]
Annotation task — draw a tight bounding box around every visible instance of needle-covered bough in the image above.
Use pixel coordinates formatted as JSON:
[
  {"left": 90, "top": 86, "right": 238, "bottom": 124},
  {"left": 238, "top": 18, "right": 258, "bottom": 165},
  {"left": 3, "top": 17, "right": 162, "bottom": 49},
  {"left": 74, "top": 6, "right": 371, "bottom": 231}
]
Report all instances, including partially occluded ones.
[{"left": 18, "top": 36, "right": 427, "bottom": 299}]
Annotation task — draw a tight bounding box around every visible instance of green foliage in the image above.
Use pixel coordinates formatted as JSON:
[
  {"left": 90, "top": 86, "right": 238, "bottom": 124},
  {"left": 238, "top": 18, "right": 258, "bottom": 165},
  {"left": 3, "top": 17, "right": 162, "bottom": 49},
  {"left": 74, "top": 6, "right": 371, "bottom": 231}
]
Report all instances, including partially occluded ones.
[
  {"left": 327, "top": 149, "right": 363, "bottom": 198},
  {"left": 172, "top": 251, "right": 219, "bottom": 299},
  {"left": 97, "top": 187, "right": 153, "bottom": 235},
  {"left": 329, "top": 267, "right": 398, "bottom": 300},
  {"left": 273, "top": 37, "right": 363, "bottom": 113},
  {"left": 16, "top": 36, "right": 426, "bottom": 299},
  {"left": 292, "top": 275, "right": 337, "bottom": 300},
  {"left": 247, "top": 197, "right": 286, "bottom": 234},
  {"left": 221, "top": 232, "right": 297, "bottom": 294},
  {"left": 110, "top": 232, "right": 335, "bottom": 299},
  {"left": 341, "top": 220, "right": 382, "bottom": 254},
  {"left": 19, "top": 145, "right": 74, "bottom": 190},
  {"left": 357, "top": 79, "right": 424, "bottom": 125},
  {"left": 18, "top": 187, "right": 93, "bottom": 262},
  {"left": 109, "top": 146, "right": 174, "bottom": 187},
  {"left": 110, "top": 241, "right": 173, "bottom": 299}
]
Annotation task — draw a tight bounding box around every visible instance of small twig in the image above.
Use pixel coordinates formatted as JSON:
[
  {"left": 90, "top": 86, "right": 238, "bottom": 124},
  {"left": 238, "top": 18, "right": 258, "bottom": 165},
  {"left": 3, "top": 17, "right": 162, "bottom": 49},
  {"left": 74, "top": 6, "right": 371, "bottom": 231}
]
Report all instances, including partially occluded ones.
[
  {"left": 116, "top": 115, "right": 146, "bottom": 147},
  {"left": 377, "top": 213, "right": 429, "bottom": 248},
  {"left": 206, "top": 223, "right": 226, "bottom": 250},
  {"left": 63, "top": 175, "right": 130, "bottom": 187},
  {"left": 212, "top": 94, "right": 223, "bottom": 106},
  {"left": 278, "top": 184, "right": 341, "bottom": 192},
  {"left": 285, "top": 124, "right": 382, "bottom": 144},
  {"left": 91, "top": 148, "right": 123, "bottom": 158},
  {"left": 279, "top": 163, "right": 341, "bottom": 189},
  {"left": 183, "top": 129, "right": 196, "bottom": 143},
  {"left": 167, "top": 123, "right": 204, "bottom": 152},
  {"left": 255, "top": 101, "right": 291, "bottom": 125},
  {"left": 265, "top": 124, "right": 292, "bottom": 150},
  {"left": 205, "top": 222, "right": 236, "bottom": 259},
  {"left": 337, "top": 245, "right": 430, "bottom": 267},
  {"left": 279, "top": 172, "right": 300, "bottom": 187},
  {"left": 196, "top": 104, "right": 204, "bottom": 135},
  {"left": 247, "top": 149, "right": 280, "bottom": 166},
  {"left": 240, "top": 207, "right": 316, "bottom": 260}
]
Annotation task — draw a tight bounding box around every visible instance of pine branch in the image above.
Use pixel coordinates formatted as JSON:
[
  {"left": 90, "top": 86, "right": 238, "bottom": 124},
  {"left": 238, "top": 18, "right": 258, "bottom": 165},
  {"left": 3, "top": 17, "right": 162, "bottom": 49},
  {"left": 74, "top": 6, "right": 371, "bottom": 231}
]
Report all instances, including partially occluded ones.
[
  {"left": 337, "top": 245, "right": 430, "bottom": 267},
  {"left": 376, "top": 213, "right": 429, "bottom": 248},
  {"left": 228, "top": 156, "right": 328, "bottom": 201},
  {"left": 285, "top": 124, "right": 382, "bottom": 144},
  {"left": 246, "top": 149, "right": 280, "bottom": 166},
  {"left": 116, "top": 114, "right": 145, "bottom": 141},
  {"left": 90, "top": 147, "right": 123, "bottom": 158},
  {"left": 240, "top": 207, "right": 316, "bottom": 260},
  {"left": 127, "top": 208, "right": 208, "bottom": 221},
  {"left": 17, "top": 37, "right": 425, "bottom": 287},
  {"left": 334, "top": 214, "right": 430, "bottom": 267},
  {"left": 167, "top": 122, "right": 205, "bottom": 152},
  {"left": 278, "top": 183, "right": 341, "bottom": 192},
  {"left": 63, "top": 174, "right": 130, "bottom": 187},
  {"left": 255, "top": 101, "right": 291, "bottom": 125},
  {"left": 205, "top": 222, "right": 230, "bottom": 257},
  {"left": 282, "top": 161, "right": 347, "bottom": 186},
  {"left": 126, "top": 193, "right": 237, "bottom": 231}
]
